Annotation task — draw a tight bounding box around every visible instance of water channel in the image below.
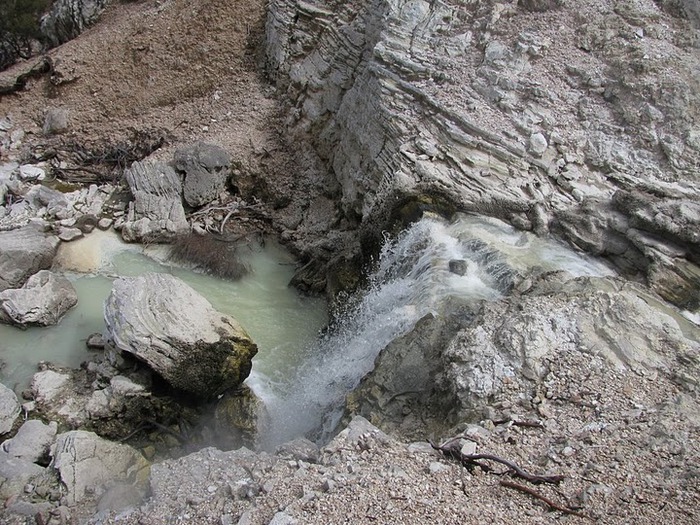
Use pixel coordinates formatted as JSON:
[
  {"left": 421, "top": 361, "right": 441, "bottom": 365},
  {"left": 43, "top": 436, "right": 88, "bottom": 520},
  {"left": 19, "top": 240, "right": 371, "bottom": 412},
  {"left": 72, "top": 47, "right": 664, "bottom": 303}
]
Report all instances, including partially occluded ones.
[{"left": 1, "top": 214, "right": 614, "bottom": 447}]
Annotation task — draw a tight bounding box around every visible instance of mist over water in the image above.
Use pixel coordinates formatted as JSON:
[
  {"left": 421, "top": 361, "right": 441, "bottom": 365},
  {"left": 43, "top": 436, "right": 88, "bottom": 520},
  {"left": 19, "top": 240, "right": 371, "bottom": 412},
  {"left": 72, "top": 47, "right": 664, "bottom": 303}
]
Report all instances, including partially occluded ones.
[{"left": 253, "top": 213, "right": 614, "bottom": 447}]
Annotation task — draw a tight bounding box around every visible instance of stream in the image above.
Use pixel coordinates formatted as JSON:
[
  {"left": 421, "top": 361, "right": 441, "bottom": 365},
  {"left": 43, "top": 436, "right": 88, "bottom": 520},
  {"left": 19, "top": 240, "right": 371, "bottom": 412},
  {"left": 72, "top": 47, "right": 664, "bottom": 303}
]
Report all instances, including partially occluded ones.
[{"left": 1, "top": 214, "right": 614, "bottom": 449}]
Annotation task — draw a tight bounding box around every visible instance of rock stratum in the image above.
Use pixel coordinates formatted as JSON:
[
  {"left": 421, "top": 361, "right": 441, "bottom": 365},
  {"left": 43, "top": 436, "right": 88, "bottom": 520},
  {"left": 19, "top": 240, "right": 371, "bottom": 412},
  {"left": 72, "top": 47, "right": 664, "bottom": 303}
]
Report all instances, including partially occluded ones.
[
  {"left": 266, "top": 0, "right": 700, "bottom": 310},
  {"left": 104, "top": 273, "right": 258, "bottom": 399}
]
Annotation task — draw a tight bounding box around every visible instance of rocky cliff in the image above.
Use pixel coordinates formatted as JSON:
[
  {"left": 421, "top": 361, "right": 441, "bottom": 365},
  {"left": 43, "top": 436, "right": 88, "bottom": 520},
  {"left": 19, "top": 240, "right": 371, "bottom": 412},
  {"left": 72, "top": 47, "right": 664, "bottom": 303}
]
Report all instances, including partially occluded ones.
[{"left": 266, "top": 0, "right": 700, "bottom": 311}]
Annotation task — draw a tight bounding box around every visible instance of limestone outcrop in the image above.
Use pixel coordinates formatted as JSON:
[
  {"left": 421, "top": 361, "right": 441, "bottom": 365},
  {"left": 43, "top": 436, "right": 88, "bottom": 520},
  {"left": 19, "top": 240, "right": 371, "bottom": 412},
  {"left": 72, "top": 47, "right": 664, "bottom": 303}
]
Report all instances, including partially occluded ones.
[
  {"left": 120, "top": 160, "right": 189, "bottom": 243},
  {"left": 40, "top": 0, "right": 111, "bottom": 48},
  {"left": 265, "top": 0, "right": 700, "bottom": 310},
  {"left": 51, "top": 430, "right": 149, "bottom": 505},
  {"left": 103, "top": 273, "right": 258, "bottom": 399},
  {"left": 1, "top": 420, "right": 57, "bottom": 464},
  {"left": 0, "top": 270, "right": 78, "bottom": 326},
  {"left": 0, "top": 383, "right": 20, "bottom": 436}
]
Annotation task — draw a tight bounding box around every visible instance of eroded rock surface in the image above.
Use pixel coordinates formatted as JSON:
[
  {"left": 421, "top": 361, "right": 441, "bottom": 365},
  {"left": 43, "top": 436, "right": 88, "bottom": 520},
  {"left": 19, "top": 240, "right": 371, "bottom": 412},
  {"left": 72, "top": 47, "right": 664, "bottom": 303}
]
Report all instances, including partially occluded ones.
[
  {"left": 40, "top": 0, "right": 111, "bottom": 48},
  {"left": 103, "top": 273, "right": 257, "bottom": 399},
  {"left": 174, "top": 142, "right": 232, "bottom": 208},
  {"left": 1, "top": 420, "right": 57, "bottom": 464},
  {"left": 120, "top": 160, "right": 189, "bottom": 243},
  {"left": 0, "top": 226, "right": 59, "bottom": 291},
  {"left": 0, "top": 270, "right": 78, "bottom": 326},
  {"left": 51, "top": 430, "right": 149, "bottom": 505},
  {"left": 348, "top": 273, "right": 700, "bottom": 437},
  {"left": 0, "top": 383, "right": 20, "bottom": 436}
]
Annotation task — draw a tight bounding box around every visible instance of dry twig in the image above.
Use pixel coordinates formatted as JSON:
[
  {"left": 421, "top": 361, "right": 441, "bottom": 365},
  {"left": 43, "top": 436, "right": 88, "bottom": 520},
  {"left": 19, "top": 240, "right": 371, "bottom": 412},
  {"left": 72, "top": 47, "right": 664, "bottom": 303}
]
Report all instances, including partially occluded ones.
[
  {"left": 429, "top": 438, "right": 564, "bottom": 484},
  {"left": 499, "top": 480, "right": 589, "bottom": 519}
]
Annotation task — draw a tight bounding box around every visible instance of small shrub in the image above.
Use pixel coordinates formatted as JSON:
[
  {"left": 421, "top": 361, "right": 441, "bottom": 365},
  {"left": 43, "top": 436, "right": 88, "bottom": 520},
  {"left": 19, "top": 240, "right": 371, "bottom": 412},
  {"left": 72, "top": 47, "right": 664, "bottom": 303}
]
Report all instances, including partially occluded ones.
[
  {"left": 169, "top": 233, "right": 251, "bottom": 280},
  {"left": 0, "top": 0, "right": 50, "bottom": 69}
]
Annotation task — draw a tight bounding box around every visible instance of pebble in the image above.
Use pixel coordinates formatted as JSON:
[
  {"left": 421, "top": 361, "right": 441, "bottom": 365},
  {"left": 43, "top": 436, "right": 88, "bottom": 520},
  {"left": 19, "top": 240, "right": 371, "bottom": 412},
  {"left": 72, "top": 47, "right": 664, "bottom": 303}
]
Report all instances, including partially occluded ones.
[
  {"left": 428, "top": 461, "right": 450, "bottom": 474},
  {"left": 58, "top": 227, "right": 83, "bottom": 241}
]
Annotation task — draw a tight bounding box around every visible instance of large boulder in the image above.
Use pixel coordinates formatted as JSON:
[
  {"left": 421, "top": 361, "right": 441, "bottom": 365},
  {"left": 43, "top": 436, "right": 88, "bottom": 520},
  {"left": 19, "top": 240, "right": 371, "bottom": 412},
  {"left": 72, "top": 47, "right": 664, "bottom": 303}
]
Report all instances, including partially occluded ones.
[
  {"left": 0, "top": 226, "right": 60, "bottom": 291},
  {"left": 51, "top": 430, "right": 150, "bottom": 505},
  {"left": 347, "top": 274, "right": 700, "bottom": 436},
  {"left": 0, "top": 383, "right": 20, "bottom": 435},
  {"left": 1, "top": 419, "right": 57, "bottom": 463},
  {"left": 0, "top": 270, "right": 78, "bottom": 326},
  {"left": 103, "top": 273, "right": 258, "bottom": 399},
  {"left": 0, "top": 450, "right": 45, "bottom": 500},
  {"left": 120, "top": 160, "right": 189, "bottom": 243},
  {"left": 174, "top": 142, "right": 232, "bottom": 208}
]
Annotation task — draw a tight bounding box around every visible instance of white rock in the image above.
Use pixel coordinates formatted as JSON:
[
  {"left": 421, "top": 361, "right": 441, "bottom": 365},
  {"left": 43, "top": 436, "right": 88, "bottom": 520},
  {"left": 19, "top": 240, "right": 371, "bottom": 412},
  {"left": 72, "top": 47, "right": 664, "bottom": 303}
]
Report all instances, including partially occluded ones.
[
  {"left": 528, "top": 132, "right": 548, "bottom": 156},
  {"left": 31, "top": 370, "right": 70, "bottom": 403},
  {"left": 18, "top": 165, "right": 45, "bottom": 181},
  {"left": 103, "top": 273, "right": 257, "bottom": 398},
  {"left": 1, "top": 419, "right": 58, "bottom": 462},
  {"left": 0, "top": 383, "right": 20, "bottom": 435},
  {"left": 58, "top": 227, "right": 84, "bottom": 241},
  {"left": 0, "top": 270, "right": 78, "bottom": 326},
  {"left": 51, "top": 430, "right": 150, "bottom": 505}
]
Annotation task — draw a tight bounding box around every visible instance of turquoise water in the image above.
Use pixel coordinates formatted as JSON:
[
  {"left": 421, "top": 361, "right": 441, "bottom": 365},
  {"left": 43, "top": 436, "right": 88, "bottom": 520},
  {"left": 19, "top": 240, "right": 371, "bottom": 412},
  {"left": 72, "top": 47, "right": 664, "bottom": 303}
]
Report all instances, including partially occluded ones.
[{"left": 0, "top": 231, "right": 328, "bottom": 392}]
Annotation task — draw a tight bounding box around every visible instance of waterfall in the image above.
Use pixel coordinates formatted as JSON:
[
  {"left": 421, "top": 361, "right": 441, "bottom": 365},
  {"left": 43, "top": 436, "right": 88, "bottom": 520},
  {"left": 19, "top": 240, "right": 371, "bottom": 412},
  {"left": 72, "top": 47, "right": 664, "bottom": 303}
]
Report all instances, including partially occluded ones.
[{"left": 250, "top": 213, "right": 613, "bottom": 447}]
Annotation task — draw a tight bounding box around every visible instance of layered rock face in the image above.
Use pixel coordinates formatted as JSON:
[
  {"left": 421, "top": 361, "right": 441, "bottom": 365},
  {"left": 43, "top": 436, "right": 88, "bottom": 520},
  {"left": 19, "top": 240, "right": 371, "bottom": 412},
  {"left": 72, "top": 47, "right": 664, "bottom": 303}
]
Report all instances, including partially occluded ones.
[
  {"left": 266, "top": 0, "right": 700, "bottom": 310},
  {"left": 40, "top": 0, "right": 111, "bottom": 48},
  {"left": 103, "top": 273, "right": 258, "bottom": 399}
]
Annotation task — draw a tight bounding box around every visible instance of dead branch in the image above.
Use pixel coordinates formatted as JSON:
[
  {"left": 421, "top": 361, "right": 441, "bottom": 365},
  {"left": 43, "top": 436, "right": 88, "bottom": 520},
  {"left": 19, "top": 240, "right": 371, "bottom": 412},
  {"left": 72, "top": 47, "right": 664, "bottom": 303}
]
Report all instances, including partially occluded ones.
[
  {"left": 499, "top": 480, "right": 589, "bottom": 519},
  {"left": 429, "top": 438, "right": 564, "bottom": 485}
]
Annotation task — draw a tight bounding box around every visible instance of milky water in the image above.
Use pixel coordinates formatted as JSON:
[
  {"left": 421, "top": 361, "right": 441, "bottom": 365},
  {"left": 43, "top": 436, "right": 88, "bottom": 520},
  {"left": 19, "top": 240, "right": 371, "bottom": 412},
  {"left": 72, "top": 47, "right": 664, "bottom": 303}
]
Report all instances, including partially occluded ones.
[
  {"left": 255, "top": 213, "right": 615, "bottom": 447},
  {"left": 0, "top": 230, "right": 328, "bottom": 391}
]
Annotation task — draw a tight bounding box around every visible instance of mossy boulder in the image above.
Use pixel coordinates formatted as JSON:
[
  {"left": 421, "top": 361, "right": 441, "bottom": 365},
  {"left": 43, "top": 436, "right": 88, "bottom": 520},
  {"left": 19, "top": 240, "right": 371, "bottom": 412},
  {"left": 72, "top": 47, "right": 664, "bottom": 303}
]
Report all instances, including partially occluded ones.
[{"left": 103, "top": 273, "right": 258, "bottom": 400}]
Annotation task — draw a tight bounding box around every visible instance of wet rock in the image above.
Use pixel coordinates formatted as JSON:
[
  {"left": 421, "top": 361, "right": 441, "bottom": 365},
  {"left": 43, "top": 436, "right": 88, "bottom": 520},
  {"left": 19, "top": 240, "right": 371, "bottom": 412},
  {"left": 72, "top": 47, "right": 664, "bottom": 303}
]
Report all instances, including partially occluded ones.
[
  {"left": 121, "top": 160, "right": 189, "bottom": 243},
  {"left": 0, "top": 383, "right": 20, "bottom": 435},
  {"left": 349, "top": 274, "right": 700, "bottom": 434},
  {"left": 215, "top": 385, "right": 270, "bottom": 449},
  {"left": 103, "top": 273, "right": 258, "bottom": 399},
  {"left": 86, "top": 333, "right": 105, "bottom": 350},
  {"left": 0, "top": 270, "right": 78, "bottom": 327},
  {"left": 1, "top": 420, "right": 57, "bottom": 463},
  {"left": 0, "top": 226, "right": 60, "bottom": 291},
  {"left": 51, "top": 430, "right": 150, "bottom": 505},
  {"left": 448, "top": 259, "right": 468, "bottom": 276},
  {"left": 174, "top": 142, "right": 232, "bottom": 208}
]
